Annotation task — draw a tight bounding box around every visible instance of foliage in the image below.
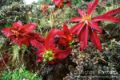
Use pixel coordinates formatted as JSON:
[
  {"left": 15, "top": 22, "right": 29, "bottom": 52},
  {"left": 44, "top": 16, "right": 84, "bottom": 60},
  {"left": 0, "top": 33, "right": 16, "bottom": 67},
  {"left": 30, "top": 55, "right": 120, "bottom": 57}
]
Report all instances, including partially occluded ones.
[
  {"left": 2, "top": 66, "right": 42, "bottom": 80},
  {"left": 0, "top": 2, "right": 31, "bottom": 27},
  {"left": 0, "top": 0, "right": 22, "bottom": 8}
]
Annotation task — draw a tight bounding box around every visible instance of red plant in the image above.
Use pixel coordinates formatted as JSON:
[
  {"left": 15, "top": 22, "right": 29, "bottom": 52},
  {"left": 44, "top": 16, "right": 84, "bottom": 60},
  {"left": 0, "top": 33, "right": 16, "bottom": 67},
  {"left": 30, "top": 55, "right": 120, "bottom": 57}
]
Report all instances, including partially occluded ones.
[
  {"left": 31, "top": 29, "right": 72, "bottom": 63},
  {"left": 1, "top": 21, "right": 44, "bottom": 47},
  {"left": 70, "top": 0, "right": 120, "bottom": 51},
  {"left": 55, "top": 23, "right": 73, "bottom": 48},
  {"left": 1, "top": 0, "right": 120, "bottom": 65},
  {"left": 40, "top": 3, "right": 49, "bottom": 13},
  {"left": 52, "top": 0, "right": 71, "bottom": 8},
  {"left": 52, "top": 0, "right": 64, "bottom": 8}
]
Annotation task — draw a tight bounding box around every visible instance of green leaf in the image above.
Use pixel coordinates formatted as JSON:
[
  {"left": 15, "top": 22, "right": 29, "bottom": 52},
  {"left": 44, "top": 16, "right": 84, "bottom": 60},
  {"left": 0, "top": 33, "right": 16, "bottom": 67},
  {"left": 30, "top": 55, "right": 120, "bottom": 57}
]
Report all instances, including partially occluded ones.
[
  {"left": 2, "top": 66, "right": 42, "bottom": 80},
  {"left": 11, "top": 44, "right": 20, "bottom": 62}
]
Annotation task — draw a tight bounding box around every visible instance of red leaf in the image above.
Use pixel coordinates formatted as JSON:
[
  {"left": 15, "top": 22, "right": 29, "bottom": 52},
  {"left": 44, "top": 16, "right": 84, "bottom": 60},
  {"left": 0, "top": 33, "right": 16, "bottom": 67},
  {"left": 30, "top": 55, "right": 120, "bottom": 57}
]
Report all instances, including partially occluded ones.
[
  {"left": 54, "top": 48, "right": 71, "bottom": 59},
  {"left": 45, "top": 29, "right": 60, "bottom": 48},
  {"left": 28, "top": 32, "right": 45, "bottom": 43},
  {"left": 93, "top": 16, "right": 120, "bottom": 23},
  {"left": 12, "top": 37, "right": 30, "bottom": 47},
  {"left": 36, "top": 57, "right": 43, "bottom": 62},
  {"left": 88, "top": 0, "right": 99, "bottom": 15},
  {"left": 12, "top": 21, "right": 22, "bottom": 29},
  {"left": 89, "top": 22, "right": 102, "bottom": 33},
  {"left": 66, "top": 0, "right": 71, "bottom": 7},
  {"left": 70, "top": 17, "right": 81, "bottom": 22},
  {"left": 70, "top": 23, "right": 84, "bottom": 35},
  {"left": 63, "top": 23, "right": 69, "bottom": 33},
  {"left": 78, "top": 8, "right": 86, "bottom": 17},
  {"left": 89, "top": 29, "right": 102, "bottom": 51},
  {"left": 1, "top": 28, "right": 12, "bottom": 37},
  {"left": 30, "top": 39, "right": 45, "bottom": 53},
  {"left": 102, "top": 7, "right": 120, "bottom": 16},
  {"left": 53, "top": 0, "right": 64, "bottom": 8},
  {"left": 79, "top": 25, "right": 88, "bottom": 50},
  {"left": 22, "top": 23, "right": 37, "bottom": 33}
]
